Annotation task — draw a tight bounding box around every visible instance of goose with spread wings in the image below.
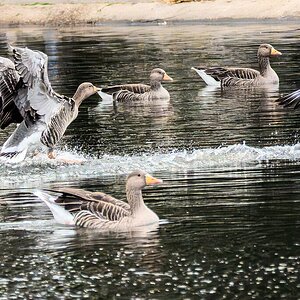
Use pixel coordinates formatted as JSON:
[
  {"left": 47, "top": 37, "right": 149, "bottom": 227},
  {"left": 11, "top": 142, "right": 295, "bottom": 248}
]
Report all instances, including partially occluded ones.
[
  {"left": 0, "top": 45, "right": 100, "bottom": 163},
  {"left": 34, "top": 170, "right": 163, "bottom": 230},
  {"left": 98, "top": 68, "right": 173, "bottom": 104},
  {"left": 191, "top": 44, "right": 282, "bottom": 87}
]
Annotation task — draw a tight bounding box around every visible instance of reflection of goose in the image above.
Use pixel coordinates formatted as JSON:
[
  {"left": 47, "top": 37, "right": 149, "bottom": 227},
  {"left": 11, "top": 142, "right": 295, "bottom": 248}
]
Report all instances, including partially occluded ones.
[
  {"left": 196, "top": 85, "right": 219, "bottom": 97},
  {"left": 34, "top": 170, "right": 163, "bottom": 230},
  {"left": 98, "top": 68, "right": 173, "bottom": 104},
  {"left": 0, "top": 45, "right": 100, "bottom": 163},
  {"left": 192, "top": 44, "right": 282, "bottom": 87},
  {"left": 276, "top": 89, "right": 300, "bottom": 108}
]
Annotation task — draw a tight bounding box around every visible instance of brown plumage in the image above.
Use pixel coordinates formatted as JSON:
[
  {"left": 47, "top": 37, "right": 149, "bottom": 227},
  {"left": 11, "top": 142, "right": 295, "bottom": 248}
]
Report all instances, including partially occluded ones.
[
  {"left": 34, "top": 170, "right": 163, "bottom": 230},
  {"left": 192, "top": 44, "right": 282, "bottom": 87},
  {"left": 98, "top": 68, "right": 173, "bottom": 103},
  {"left": 0, "top": 45, "right": 100, "bottom": 162}
]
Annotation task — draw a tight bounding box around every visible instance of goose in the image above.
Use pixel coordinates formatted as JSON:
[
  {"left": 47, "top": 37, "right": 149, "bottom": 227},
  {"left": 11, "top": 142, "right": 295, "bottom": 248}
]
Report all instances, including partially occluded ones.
[
  {"left": 191, "top": 44, "right": 282, "bottom": 87},
  {"left": 276, "top": 89, "right": 300, "bottom": 109},
  {"left": 34, "top": 170, "right": 163, "bottom": 230},
  {"left": 98, "top": 68, "right": 173, "bottom": 103},
  {"left": 0, "top": 45, "right": 100, "bottom": 163}
]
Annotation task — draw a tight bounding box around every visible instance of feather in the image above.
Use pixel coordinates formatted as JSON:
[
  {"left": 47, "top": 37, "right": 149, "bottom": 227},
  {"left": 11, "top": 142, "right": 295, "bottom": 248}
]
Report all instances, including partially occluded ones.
[
  {"left": 191, "top": 67, "right": 220, "bottom": 86},
  {"left": 0, "top": 46, "right": 99, "bottom": 162},
  {"left": 34, "top": 190, "right": 75, "bottom": 225},
  {"left": 276, "top": 89, "right": 300, "bottom": 109},
  {"left": 192, "top": 44, "right": 280, "bottom": 87}
]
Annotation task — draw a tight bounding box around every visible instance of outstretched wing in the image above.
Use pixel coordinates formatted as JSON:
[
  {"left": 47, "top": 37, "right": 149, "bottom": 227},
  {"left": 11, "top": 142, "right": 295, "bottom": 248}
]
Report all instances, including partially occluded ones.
[
  {"left": 6, "top": 45, "right": 77, "bottom": 148},
  {"left": 276, "top": 89, "right": 300, "bottom": 109},
  {"left": 52, "top": 188, "right": 130, "bottom": 222},
  {"left": 9, "top": 45, "right": 63, "bottom": 123},
  {"left": 102, "top": 83, "right": 151, "bottom": 95},
  {"left": 0, "top": 57, "right": 23, "bottom": 129}
]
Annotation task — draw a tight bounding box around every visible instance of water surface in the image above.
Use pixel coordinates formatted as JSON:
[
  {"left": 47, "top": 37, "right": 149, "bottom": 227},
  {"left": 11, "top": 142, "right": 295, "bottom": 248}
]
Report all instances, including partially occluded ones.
[{"left": 0, "top": 22, "right": 299, "bottom": 299}]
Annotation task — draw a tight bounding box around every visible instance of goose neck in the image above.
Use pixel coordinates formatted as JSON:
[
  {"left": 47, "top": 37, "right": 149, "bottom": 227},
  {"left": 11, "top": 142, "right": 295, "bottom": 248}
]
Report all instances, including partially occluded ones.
[
  {"left": 150, "top": 80, "right": 162, "bottom": 90},
  {"left": 126, "top": 187, "right": 144, "bottom": 215},
  {"left": 258, "top": 55, "right": 271, "bottom": 76},
  {"left": 72, "top": 90, "right": 86, "bottom": 106}
]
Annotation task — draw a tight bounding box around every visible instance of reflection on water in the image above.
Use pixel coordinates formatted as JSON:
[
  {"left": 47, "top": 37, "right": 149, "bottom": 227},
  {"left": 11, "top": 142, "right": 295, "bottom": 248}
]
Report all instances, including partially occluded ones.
[{"left": 0, "top": 23, "right": 300, "bottom": 298}]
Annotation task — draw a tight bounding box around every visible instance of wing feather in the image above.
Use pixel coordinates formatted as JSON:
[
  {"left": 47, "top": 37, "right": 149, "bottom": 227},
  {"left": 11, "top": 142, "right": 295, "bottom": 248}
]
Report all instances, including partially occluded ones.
[
  {"left": 204, "top": 67, "right": 259, "bottom": 80},
  {"left": 102, "top": 84, "right": 150, "bottom": 94},
  {"left": 9, "top": 45, "right": 63, "bottom": 120},
  {"left": 52, "top": 188, "right": 130, "bottom": 222},
  {"left": 196, "top": 66, "right": 260, "bottom": 86},
  {"left": 113, "top": 90, "right": 144, "bottom": 102},
  {"left": 276, "top": 89, "right": 300, "bottom": 109},
  {"left": 0, "top": 57, "right": 23, "bottom": 129}
]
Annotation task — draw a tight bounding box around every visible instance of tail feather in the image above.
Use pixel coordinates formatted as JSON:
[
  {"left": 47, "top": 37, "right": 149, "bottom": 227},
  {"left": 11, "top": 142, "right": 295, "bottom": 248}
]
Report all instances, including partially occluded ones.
[
  {"left": 191, "top": 67, "right": 220, "bottom": 86},
  {"left": 34, "top": 190, "right": 75, "bottom": 225},
  {"left": 0, "top": 121, "right": 44, "bottom": 163},
  {"left": 0, "top": 147, "right": 28, "bottom": 163},
  {"left": 97, "top": 90, "right": 113, "bottom": 104}
]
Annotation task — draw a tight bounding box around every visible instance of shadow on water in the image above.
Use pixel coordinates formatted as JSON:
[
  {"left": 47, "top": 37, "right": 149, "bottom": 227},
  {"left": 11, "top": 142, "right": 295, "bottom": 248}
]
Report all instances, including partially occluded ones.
[{"left": 0, "top": 23, "right": 300, "bottom": 298}]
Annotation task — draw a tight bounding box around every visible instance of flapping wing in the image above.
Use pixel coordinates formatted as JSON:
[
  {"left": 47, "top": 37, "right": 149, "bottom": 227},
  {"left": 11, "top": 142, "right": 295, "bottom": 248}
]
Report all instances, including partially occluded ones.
[
  {"left": 276, "top": 89, "right": 300, "bottom": 109},
  {"left": 102, "top": 83, "right": 150, "bottom": 95},
  {"left": 9, "top": 45, "right": 63, "bottom": 122},
  {"left": 0, "top": 57, "right": 23, "bottom": 129},
  {"left": 53, "top": 188, "right": 130, "bottom": 222}
]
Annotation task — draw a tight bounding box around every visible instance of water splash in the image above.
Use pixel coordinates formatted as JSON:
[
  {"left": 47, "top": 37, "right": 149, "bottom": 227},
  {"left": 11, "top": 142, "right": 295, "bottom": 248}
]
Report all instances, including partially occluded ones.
[{"left": 1, "top": 142, "right": 300, "bottom": 187}]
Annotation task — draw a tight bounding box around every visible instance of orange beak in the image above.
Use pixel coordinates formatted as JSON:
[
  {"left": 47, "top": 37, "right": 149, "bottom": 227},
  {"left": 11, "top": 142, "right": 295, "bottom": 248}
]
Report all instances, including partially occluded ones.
[
  {"left": 271, "top": 47, "right": 282, "bottom": 56},
  {"left": 162, "top": 73, "right": 173, "bottom": 81},
  {"left": 145, "top": 174, "right": 163, "bottom": 185}
]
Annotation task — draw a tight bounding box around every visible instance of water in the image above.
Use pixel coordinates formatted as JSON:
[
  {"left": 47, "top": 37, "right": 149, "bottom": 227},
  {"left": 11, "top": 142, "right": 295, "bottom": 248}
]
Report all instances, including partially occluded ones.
[{"left": 0, "top": 22, "right": 300, "bottom": 298}]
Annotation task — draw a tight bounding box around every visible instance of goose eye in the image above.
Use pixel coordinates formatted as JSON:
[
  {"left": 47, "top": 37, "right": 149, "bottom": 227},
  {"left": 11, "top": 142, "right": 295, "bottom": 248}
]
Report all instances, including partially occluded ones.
[{"left": 137, "top": 174, "right": 141, "bottom": 177}]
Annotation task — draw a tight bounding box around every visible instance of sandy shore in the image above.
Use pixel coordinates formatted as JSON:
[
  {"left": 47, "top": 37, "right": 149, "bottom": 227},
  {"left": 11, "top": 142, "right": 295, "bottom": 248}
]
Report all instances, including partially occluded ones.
[{"left": 0, "top": 0, "right": 299, "bottom": 25}]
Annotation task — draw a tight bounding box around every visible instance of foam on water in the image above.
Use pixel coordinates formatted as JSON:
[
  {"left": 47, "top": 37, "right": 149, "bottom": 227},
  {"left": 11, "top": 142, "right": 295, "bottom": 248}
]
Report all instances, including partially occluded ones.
[{"left": 1, "top": 142, "right": 300, "bottom": 187}]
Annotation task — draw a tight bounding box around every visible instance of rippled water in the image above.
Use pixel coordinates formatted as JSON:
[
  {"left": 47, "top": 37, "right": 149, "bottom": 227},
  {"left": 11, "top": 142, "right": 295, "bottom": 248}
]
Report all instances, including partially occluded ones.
[{"left": 0, "top": 23, "right": 300, "bottom": 298}]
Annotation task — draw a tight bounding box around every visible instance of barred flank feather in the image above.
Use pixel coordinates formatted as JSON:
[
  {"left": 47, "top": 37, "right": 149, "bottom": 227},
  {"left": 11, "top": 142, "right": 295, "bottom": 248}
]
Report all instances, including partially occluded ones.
[
  {"left": 40, "top": 102, "right": 75, "bottom": 148},
  {"left": 222, "top": 77, "right": 256, "bottom": 87},
  {"left": 113, "top": 89, "right": 147, "bottom": 102},
  {"left": 83, "top": 201, "right": 128, "bottom": 221},
  {"left": 74, "top": 211, "right": 112, "bottom": 229}
]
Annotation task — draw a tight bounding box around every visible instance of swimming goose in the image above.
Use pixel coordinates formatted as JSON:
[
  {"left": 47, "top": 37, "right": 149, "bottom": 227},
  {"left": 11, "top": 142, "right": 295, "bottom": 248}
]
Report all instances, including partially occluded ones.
[
  {"left": 276, "top": 89, "right": 300, "bottom": 109},
  {"left": 0, "top": 45, "right": 100, "bottom": 163},
  {"left": 98, "top": 68, "right": 173, "bottom": 103},
  {"left": 191, "top": 44, "right": 282, "bottom": 87},
  {"left": 34, "top": 170, "right": 163, "bottom": 230}
]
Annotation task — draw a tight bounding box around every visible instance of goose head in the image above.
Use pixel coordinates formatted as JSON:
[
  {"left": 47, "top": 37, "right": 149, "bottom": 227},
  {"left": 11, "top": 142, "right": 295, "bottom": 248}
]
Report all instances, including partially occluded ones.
[
  {"left": 258, "top": 44, "right": 282, "bottom": 58},
  {"left": 150, "top": 68, "right": 173, "bottom": 83},
  {"left": 73, "top": 82, "right": 101, "bottom": 105},
  {"left": 126, "top": 170, "right": 163, "bottom": 191}
]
